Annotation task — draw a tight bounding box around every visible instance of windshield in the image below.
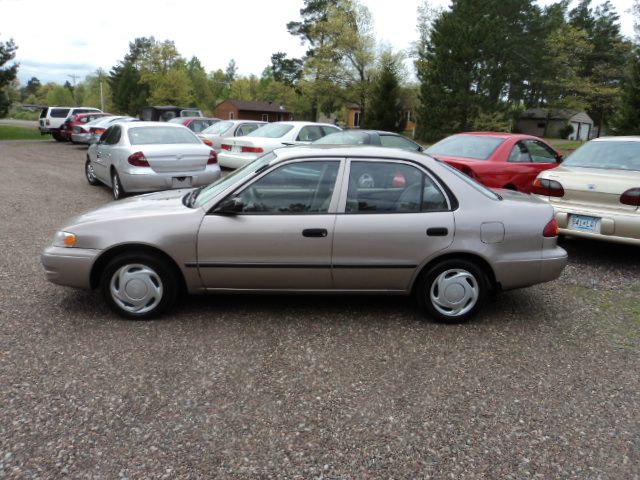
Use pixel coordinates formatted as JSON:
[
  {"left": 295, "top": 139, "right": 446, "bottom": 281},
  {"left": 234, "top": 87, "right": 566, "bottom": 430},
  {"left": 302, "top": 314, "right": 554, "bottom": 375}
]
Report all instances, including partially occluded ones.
[
  {"left": 202, "top": 121, "right": 233, "bottom": 135},
  {"left": 193, "top": 152, "right": 277, "bottom": 208},
  {"left": 563, "top": 140, "right": 640, "bottom": 171},
  {"left": 128, "top": 126, "right": 200, "bottom": 145},
  {"left": 247, "top": 123, "right": 294, "bottom": 138},
  {"left": 427, "top": 135, "right": 505, "bottom": 160}
]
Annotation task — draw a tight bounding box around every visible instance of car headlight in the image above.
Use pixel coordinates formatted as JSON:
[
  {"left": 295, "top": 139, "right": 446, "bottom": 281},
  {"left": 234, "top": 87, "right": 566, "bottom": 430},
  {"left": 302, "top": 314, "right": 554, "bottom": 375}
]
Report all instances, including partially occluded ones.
[{"left": 52, "top": 231, "right": 77, "bottom": 247}]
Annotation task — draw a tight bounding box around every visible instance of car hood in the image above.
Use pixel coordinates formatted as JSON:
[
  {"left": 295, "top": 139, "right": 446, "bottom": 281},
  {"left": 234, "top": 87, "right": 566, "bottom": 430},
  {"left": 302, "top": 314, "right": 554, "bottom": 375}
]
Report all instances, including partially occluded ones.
[{"left": 66, "top": 189, "right": 193, "bottom": 228}]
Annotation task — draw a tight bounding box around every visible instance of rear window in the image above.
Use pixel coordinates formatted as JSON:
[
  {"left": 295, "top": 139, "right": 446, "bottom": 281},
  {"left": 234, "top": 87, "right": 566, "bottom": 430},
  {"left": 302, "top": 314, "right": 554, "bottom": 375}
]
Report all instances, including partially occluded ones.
[
  {"left": 39, "top": 108, "right": 47, "bottom": 118},
  {"left": 248, "top": 123, "right": 294, "bottom": 138},
  {"left": 314, "top": 131, "right": 371, "bottom": 145},
  {"left": 128, "top": 126, "right": 201, "bottom": 145},
  {"left": 427, "top": 135, "right": 505, "bottom": 160},
  {"left": 203, "top": 121, "right": 233, "bottom": 135},
  {"left": 562, "top": 141, "right": 640, "bottom": 171},
  {"left": 50, "top": 108, "right": 70, "bottom": 118}
]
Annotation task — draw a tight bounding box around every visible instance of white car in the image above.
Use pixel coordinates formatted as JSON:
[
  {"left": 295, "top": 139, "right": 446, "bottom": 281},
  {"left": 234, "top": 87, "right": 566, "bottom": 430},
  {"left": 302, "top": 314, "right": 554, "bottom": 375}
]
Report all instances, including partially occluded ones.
[
  {"left": 198, "top": 120, "right": 266, "bottom": 152},
  {"left": 85, "top": 122, "right": 221, "bottom": 200},
  {"left": 217, "top": 121, "right": 341, "bottom": 168}
]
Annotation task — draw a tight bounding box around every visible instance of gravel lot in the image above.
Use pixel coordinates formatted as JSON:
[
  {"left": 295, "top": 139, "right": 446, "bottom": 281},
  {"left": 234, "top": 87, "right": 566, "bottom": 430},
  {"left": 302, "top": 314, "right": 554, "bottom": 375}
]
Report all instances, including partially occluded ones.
[{"left": 0, "top": 140, "right": 638, "bottom": 478}]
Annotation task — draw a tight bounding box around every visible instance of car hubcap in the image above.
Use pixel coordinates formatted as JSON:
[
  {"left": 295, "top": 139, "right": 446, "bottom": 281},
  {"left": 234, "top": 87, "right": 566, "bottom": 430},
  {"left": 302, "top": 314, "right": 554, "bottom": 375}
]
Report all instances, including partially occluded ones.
[
  {"left": 110, "top": 264, "right": 163, "bottom": 314},
  {"left": 86, "top": 163, "right": 95, "bottom": 181},
  {"left": 430, "top": 269, "right": 479, "bottom": 317}
]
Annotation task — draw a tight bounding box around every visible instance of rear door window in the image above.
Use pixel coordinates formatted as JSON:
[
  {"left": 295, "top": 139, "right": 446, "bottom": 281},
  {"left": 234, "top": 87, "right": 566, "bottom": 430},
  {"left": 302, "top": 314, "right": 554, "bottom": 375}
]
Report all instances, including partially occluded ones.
[{"left": 50, "top": 108, "right": 70, "bottom": 118}]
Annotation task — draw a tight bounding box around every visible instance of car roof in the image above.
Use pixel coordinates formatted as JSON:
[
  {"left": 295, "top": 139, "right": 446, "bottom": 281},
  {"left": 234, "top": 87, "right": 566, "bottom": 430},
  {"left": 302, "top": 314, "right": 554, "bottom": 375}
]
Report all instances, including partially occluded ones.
[
  {"left": 270, "top": 121, "right": 339, "bottom": 127},
  {"left": 271, "top": 144, "right": 432, "bottom": 164},
  {"left": 454, "top": 132, "right": 538, "bottom": 140},
  {"left": 591, "top": 136, "right": 640, "bottom": 142}
]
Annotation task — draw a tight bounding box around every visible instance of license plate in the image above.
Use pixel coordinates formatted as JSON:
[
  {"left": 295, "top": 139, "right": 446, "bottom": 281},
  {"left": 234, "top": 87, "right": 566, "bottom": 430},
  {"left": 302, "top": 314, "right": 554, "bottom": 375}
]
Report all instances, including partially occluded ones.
[
  {"left": 232, "top": 145, "right": 242, "bottom": 153},
  {"left": 568, "top": 214, "right": 599, "bottom": 233},
  {"left": 171, "top": 176, "right": 192, "bottom": 188}
]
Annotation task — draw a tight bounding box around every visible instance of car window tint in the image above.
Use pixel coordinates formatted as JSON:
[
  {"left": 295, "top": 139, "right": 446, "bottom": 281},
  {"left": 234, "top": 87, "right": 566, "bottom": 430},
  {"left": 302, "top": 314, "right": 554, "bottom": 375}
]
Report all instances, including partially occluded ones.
[
  {"left": 523, "top": 140, "right": 557, "bottom": 163},
  {"left": 105, "top": 126, "right": 121, "bottom": 145},
  {"left": 128, "top": 126, "right": 200, "bottom": 145},
  {"left": 507, "top": 142, "right": 532, "bottom": 162},
  {"left": 297, "top": 126, "right": 325, "bottom": 142},
  {"left": 236, "top": 161, "right": 340, "bottom": 214},
  {"left": 203, "top": 121, "right": 232, "bottom": 135},
  {"left": 379, "top": 135, "right": 421, "bottom": 150},
  {"left": 99, "top": 126, "right": 115, "bottom": 144},
  {"left": 237, "top": 123, "right": 262, "bottom": 136},
  {"left": 248, "top": 123, "right": 294, "bottom": 138},
  {"left": 346, "top": 161, "right": 447, "bottom": 214},
  {"left": 427, "top": 135, "right": 504, "bottom": 160},
  {"left": 562, "top": 141, "right": 640, "bottom": 171},
  {"left": 314, "top": 131, "right": 371, "bottom": 145},
  {"left": 321, "top": 126, "right": 341, "bottom": 136},
  {"left": 50, "top": 108, "right": 70, "bottom": 118}
]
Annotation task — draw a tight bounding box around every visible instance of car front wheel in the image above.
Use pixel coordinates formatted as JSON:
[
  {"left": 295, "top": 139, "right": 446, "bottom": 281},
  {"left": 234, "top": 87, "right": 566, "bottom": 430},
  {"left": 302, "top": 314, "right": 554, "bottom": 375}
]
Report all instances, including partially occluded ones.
[
  {"left": 100, "top": 253, "right": 178, "bottom": 320},
  {"left": 416, "top": 259, "right": 488, "bottom": 323}
]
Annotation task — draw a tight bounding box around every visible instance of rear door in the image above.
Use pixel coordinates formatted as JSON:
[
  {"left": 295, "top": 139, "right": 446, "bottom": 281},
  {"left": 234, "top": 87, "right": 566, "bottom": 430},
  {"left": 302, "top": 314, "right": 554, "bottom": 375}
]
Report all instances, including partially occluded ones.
[{"left": 332, "top": 159, "right": 455, "bottom": 291}]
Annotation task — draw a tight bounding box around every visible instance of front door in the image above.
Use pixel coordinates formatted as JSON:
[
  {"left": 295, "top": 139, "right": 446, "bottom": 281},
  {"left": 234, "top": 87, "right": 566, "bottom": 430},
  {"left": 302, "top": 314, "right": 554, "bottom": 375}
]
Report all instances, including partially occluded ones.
[{"left": 196, "top": 160, "right": 342, "bottom": 290}]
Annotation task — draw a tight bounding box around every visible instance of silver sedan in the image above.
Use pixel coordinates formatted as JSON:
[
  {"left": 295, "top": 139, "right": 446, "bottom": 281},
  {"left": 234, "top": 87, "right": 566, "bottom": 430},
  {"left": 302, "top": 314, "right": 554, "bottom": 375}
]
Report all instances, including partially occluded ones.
[
  {"left": 85, "top": 121, "right": 221, "bottom": 199},
  {"left": 43, "top": 146, "right": 567, "bottom": 322}
]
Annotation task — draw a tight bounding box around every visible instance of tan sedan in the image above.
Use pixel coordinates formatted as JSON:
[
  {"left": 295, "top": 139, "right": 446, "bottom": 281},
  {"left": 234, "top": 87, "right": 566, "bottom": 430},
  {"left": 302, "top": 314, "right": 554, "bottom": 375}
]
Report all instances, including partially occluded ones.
[
  {"left": 533, "top": 137, "right": 640, "bottom": 246},
  {"left": 43, "top": 146, "right": 567, "bottom": 322}
]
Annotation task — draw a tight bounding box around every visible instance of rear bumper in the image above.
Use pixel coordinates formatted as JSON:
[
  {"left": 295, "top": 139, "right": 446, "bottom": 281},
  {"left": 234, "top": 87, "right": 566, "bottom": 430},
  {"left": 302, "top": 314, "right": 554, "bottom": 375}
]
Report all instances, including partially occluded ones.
[
  {"left": 553, "top": 207, "right": 640, "bottom": 246},
  {"left": 119, "top": 165, "right": 221, "bottom": 193},
  {"left": 41, "top": 246, "right": 100, "bottom": 289},
  {"left": 71, "top": 132, "right": 91, "bottom": 144},
  {"left": 493, "top": 246, "right": 567, "bottom": 290},
  {"left": 218, "top": 151, "right": 260, "bottom": 169}
]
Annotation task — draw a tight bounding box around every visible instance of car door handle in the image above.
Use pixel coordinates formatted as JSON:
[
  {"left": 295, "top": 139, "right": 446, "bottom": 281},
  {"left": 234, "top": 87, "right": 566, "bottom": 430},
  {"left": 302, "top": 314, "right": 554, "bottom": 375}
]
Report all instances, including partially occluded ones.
[
  {"left": 302, "top": 228, "right": 328, "bottom": 238},
  {"left": 427, "top": 227, "right": 448, "bottom": 236}
]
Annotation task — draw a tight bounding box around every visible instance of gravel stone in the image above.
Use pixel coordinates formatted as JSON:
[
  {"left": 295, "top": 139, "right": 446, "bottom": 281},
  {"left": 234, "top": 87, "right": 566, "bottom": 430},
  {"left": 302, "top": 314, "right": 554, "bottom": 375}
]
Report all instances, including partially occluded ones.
[{"left": 0, "top": 140, "right": 638, "bottom": 478}]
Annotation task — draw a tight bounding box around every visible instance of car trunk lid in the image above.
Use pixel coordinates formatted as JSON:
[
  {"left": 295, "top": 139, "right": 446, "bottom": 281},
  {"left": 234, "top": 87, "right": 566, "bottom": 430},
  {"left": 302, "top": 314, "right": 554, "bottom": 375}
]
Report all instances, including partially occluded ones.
[{"left": 139, "top": 144, "right": 210, "bottom": 173}]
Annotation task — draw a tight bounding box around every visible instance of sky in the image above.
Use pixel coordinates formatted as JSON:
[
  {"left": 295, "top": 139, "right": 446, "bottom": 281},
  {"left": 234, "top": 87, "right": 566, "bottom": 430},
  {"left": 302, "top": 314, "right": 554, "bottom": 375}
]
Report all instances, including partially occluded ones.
[{"left": 1, "top": 0, "right": 636, "bottom": 86}]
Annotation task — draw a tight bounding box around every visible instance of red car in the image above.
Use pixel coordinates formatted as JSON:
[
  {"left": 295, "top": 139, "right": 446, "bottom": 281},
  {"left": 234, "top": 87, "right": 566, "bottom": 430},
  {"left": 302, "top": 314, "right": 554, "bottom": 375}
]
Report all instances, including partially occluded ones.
[
  {"left": 426, "top": 132, "right": 563, "bottom": 193},
  {"left": 59, "top": 112, "right": 110, "bottom": 142}
]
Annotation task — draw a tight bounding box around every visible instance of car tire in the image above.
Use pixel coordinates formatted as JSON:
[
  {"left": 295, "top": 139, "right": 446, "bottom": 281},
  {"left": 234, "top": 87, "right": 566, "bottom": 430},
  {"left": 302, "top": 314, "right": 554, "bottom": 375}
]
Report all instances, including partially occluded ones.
[
  {"left": 415, "top": 259, "right": 488, "bottom": 323},
  {"left": 111, "top": 170, "right": 126, "bottom": 200},
  {"left": 85, "top": 158, "right": 99, "bottom": 186},
  {"left": 52, "top": 132, "right": 64, "bottom": 142},
  {"left": 100, "top": 252, "right": 178, "bottom": 320}
]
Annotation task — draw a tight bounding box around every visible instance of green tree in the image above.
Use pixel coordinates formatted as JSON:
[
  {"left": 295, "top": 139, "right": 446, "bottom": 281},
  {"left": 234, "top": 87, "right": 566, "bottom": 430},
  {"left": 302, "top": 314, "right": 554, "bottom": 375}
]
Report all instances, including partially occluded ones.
[
  {"left": 364, "top": 50, "right": 404, "bottom": 132},
  {"left": 187, "top": 56, "right": 214, "bottom": 113},
  {"left": 610, "top": 49, "right": 640, "bottom": 134},
  {"left": 0, "top": 37, "right": 19, "bottom": 117},
  {"left": 46, "top": 85, "right": 74, "bottom": 106},
  {"left": 109, "top": 37, "right": 155, "bottom": 115},
  {"left": 224, "top": 59, "right": 237, "bottom": 83},
  {"left": 21, "top": 76, "right": 40, "bottom": 102}
]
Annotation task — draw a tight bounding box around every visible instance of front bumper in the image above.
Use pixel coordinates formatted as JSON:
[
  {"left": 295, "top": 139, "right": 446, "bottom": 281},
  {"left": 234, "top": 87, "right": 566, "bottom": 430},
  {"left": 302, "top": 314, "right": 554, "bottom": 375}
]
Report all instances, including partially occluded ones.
[
  {"left": 41, "top": 246, "right": 100, "bottom": 289},
  {"left": 119, "top": 165, "right": 221, "bottom": 193}
]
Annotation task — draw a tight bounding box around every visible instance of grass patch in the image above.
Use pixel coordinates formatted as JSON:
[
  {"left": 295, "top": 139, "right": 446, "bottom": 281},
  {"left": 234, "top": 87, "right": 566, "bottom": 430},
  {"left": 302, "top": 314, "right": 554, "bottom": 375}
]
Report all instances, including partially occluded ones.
[
  {"left": 0, "top": 125, "right": 47, "bottom": 141},
  {"left": 547, "top": 138, "right": 584, "bottom": 157}
]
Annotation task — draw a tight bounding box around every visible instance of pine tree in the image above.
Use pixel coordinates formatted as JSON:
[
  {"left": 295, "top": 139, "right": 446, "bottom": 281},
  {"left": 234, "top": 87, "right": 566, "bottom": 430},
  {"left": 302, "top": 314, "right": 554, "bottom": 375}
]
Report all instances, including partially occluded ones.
[
  {"left": 0, "top": 37, "right": 18, "bottom": 117},
  {"left": 364, "top": 52, "right": 404, "bottom": 132},
  {"left": 611, "top": 49, "right": 640, "bottom": 135}
]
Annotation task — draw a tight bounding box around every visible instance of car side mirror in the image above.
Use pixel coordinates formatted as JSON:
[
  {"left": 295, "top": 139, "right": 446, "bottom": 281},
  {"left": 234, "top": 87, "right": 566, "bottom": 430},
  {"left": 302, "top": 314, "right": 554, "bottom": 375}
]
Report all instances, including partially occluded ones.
[
  {"left": 213, "top": 197, "right": 244, "bottom": 215},
  {"left": 417, "top": 145, "right": 424, "bottom": 152},
  {"left": 556, "top": 154, "right": 564, "bottom": 163}
]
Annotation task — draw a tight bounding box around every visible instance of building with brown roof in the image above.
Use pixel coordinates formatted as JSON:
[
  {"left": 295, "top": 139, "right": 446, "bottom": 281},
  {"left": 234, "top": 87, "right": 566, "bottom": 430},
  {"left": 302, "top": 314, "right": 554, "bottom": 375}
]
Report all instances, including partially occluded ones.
[{"left": 214, "top": 100, "right": 293, "bottom": 122}]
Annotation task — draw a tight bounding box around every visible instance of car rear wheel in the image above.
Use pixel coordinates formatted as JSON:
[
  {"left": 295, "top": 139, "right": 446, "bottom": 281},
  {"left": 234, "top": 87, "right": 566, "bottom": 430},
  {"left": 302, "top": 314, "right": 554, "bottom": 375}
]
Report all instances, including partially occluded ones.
[
  {"left": 416, "top": 259, "right": 488, "bottom": 323},
  {"left": 85, "top": 158, "right": 99, "bottom": 185},
  {"left": 100, "top": 253, "right": 178, "bottom": 320},
  {"left": 52, "top": 132, "right": 64, "bottom": 142},
  {"left": 111, "top": 170, "right": 125, "bottom": 200}
]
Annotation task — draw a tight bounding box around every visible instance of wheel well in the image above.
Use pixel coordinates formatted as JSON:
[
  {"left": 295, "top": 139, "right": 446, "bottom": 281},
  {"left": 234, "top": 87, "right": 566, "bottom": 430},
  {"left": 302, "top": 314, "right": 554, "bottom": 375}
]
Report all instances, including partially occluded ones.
[
  {"left": 412, "top": 252, "right": 498, "bottom": 294},
  {"left": 90, "top": 244, "right": 187, "bottom": 293},
  {"left": 503, "top": 184, "right": 517, "bottom": 191}
]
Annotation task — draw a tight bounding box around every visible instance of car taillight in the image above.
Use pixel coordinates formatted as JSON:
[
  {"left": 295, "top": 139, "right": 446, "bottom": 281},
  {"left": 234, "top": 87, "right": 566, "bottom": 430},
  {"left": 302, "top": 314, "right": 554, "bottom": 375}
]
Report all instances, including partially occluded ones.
[
  {"left": 241, "top": 146, "right": 264, "bottom": 153},
  {"left": 543, "top": 218, "right": 559, "bottom": 237},
  {"left": 532, "top": 178, "right": 564, "bottom": 197},
  {"left": 128, "top": 151, "right": 150, "bottom": 167},
  {"left": 46, "top": 119, "right": 50, "bottom": 126},
  {"left": 620, "top": 188, "right": 640, "bottom": 207},
  {"left": 91, "top": 128, "right": 105, "bottom": 135},
  {"left": 207, "top": 150, "right": 218, "bottom": 165},
  {"left": 202, "top": 138, "right": 213, "bottom": 147},
  {"left": 221, "top": 144, "right": 232, "bottom": 151}
]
